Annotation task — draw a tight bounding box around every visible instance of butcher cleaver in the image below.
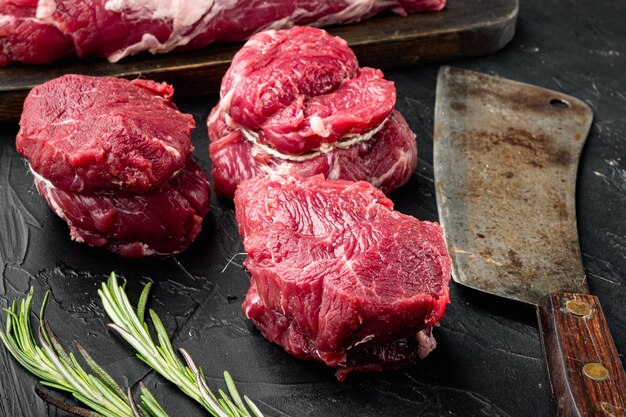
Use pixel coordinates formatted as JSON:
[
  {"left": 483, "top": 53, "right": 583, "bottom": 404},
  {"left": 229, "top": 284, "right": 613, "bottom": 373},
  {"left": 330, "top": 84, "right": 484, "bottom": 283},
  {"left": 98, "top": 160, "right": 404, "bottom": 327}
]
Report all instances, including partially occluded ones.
[{"left": 434, "top": 67, "right": 626, "bottom": 416}]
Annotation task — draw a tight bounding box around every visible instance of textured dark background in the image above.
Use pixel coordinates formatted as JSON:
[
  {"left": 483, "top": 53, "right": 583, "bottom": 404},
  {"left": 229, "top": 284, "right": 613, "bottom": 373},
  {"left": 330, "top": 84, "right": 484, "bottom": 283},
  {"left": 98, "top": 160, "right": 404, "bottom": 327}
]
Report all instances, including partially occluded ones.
[{"left": 1, "top": 1, "right": 625, "bottom": 416}]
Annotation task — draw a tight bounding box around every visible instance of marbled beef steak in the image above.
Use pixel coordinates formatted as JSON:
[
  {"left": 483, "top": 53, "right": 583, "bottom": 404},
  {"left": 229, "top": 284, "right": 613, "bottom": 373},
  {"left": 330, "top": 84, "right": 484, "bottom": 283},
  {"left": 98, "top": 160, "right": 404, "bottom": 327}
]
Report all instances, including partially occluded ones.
[
  {"left": 235, "top": 174, "right": 451, "bottom": 380},
  {"left": 33, "top": 159, "right": 210, "bottom": 258},
  {"left": 0, "top": 0, "right": 445, "bottom": 66},
  {"left": 16, "top": 74, "right": 211, "bottom": 257},
  {"left": 209, "top": 27, "right": 417, "bottom": 198},
  {"left": 17, "top": 75, "right": 195, "bottom": 194}
]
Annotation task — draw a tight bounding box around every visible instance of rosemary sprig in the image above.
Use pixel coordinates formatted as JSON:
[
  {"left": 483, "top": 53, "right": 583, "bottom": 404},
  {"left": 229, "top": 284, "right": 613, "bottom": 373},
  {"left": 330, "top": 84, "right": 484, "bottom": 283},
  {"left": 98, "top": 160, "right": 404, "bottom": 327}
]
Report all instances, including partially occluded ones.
[
  {"left": 99, "top": 272, "right": 263, "bottom": 417},
  {"left": 0, "top": 287, "right": 169, "bottom": 417}
]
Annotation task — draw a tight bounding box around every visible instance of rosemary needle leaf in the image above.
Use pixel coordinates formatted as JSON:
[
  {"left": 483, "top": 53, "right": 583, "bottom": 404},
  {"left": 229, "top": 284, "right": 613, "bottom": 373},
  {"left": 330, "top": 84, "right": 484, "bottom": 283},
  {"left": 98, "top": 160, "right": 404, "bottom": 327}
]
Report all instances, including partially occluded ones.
[
  {"left": 139, "top": 384, "right": 169, "bottom": 417},
  {"left": 100, "top": 272, "right": 264, "bottom": 417},
  {"left": 224, "top": 371, "right": 249, "bottom": 416},
  {"left": 244, "top": 396, "right": 265, "bottom": 417},
  {"left": 216, "top": 390, "right": 241, "bottom": 417},
  {"left": 136, "top": 282, "right": 152, "bottom": 325},
  {"left": 43, "top": 320, "right": 72, "bottom": 363},
  {"left": 148, "top": 309, "right": 180, "bottom": 368},
  {"left": 178, "top": 348, "right": 228, "bottom": 417},
  {"left": 0, "top": 288, "right": 169, "bottom": 417},
  {"left": 75, "top": 341, "right": 126, "bottom": 401},
  {"left": 40, "top": 380, "right": 75, "bottom": 393}
]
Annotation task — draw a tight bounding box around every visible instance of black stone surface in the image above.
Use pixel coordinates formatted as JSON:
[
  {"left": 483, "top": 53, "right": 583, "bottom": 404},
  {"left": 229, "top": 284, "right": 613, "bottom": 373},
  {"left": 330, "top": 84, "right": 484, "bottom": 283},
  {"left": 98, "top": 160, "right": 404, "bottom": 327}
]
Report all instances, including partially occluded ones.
[{"left": 1, "top": 1, "right": 624, "bottom": 416}]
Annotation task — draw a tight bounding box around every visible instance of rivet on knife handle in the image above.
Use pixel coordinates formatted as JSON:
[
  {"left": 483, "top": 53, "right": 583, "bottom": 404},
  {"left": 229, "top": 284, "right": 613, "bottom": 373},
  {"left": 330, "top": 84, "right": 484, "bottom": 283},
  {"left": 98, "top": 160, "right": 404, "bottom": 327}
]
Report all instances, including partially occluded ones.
[{"left": 537, "top": 293, "right": 626, "bottom": 417}]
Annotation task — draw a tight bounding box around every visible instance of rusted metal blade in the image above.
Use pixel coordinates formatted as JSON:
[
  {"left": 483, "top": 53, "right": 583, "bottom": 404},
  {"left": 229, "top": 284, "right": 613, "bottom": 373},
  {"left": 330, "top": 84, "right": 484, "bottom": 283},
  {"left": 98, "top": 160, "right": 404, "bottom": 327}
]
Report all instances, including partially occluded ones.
[{"left": 433, "top": 67, "right": 592, "bottom": 305}]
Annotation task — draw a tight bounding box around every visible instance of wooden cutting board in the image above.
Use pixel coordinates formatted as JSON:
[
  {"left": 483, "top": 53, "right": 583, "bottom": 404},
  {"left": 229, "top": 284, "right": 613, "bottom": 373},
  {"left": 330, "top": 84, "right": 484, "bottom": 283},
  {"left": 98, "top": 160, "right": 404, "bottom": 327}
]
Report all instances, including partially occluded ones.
[{"left": 0, "top": 0, "right": 517, "bottom": 123}]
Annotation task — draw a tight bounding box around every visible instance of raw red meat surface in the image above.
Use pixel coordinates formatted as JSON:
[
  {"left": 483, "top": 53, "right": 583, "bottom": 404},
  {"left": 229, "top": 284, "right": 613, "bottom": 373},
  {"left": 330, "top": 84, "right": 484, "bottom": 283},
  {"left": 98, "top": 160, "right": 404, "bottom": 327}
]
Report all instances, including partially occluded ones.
[
  {"left": 33, "top": 159, "right": 210, "bottom": 258},
  {"left": 210, "top": 109, "right": 417, "bottom": 198},
  {"left": 17, "top": 74, "right": 210, "bottom": 257},
  {"left": 218, "top": 27, "right": 395, "bottom": 155},
  {"left": 235, "top": 174, "right": 451, "bottom": 380},
  {"left": 208, "top": 27, "right": 417, "bottom": 197},
  {"left": 0, "top": 1, "right": 73, "bottom": 66},
  {"left": 17, "top": 75, "right": 195, "bottom": 194},
  {"left": 0, "top": 0, "right": 445, "bottom": 66}
]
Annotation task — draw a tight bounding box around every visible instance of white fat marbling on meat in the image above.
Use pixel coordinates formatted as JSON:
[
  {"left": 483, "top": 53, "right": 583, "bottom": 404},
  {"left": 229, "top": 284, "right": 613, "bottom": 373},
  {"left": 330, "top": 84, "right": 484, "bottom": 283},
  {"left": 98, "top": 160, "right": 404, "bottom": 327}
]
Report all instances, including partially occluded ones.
[
  {"left": 239, "top": 116, "right": 389, "bottom": 162},
  {"left": 262, "top": 161, "right": 294, "bottom": 176},
  {"left": 224, "top": 112, "right": 237, "bottom": 129},
  {"left": 31, "top": 163, "right": 181, "bottom": 257},
  {"left": 51, "top": 118, "right": 78, "bottom": 126},
  {"left": 107, "top": 33, "right": 161, "bottom": 62},
  {"left": 220, "top": 89, "right": 235, "bottom": 111},
  {"left": 349, "top": 334, "right": 375, "bottom": 349},
  {"left": 103, "top": 0, "right": 385, "bottom": 62},
  {"left": 245, "top": 29, "right": 278, "bottom": 49},
  {"left": 257, "top": 7, "right": 311, "bottom": 31},
  {"left": 138, "top": 243, "right": 157, "bottom": 256},
  {"left": 327, "top": 154, "right": 341, "bottom": 179},
  {"left": 105, "top": 0, "right": 213, "bottom": 27},
  {"left": 0, "top": 15, "right": 13, "bottom": 59},
  {"left": 243, "top": 292, "right": 260, "bottom": 318},
  {"left": 416, "top": 329, "right": 436, "bottom": 359},
  {"left": 115, "top": 242, "right": 159, "bottom": 256},
  {"left": 0, "top": 15, "right": 14, "bottom": 25},
  {"left": 36, "top": 0, "right": 57, "bottom": 20},
  {"left": 219, "top": 71, "right": 243, "bottom": 101},
  {"left": 104, "top": 0, "right": 239, "bottom": 62},
  {"left": 314, "top": 0, "right": 388, "bottom": 26},
  {"left": 310, "top": 116, "right": 331, "bottom": 138},
  {"left": 370, "top": 149, "right": 411, "bottom": 186},
  {"left": 154, "top": 137, "right": 181, "bottom": 158},
  {"left": 29, "top": 164, "right": 66, "bottom": 219}
]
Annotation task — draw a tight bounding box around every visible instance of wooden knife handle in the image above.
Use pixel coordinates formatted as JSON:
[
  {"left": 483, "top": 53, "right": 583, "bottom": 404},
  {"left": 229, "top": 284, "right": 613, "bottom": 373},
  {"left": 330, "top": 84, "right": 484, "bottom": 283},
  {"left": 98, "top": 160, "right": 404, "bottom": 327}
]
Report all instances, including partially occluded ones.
[{"left": 537, "top": 293, "right": 626, "bottom": 417}]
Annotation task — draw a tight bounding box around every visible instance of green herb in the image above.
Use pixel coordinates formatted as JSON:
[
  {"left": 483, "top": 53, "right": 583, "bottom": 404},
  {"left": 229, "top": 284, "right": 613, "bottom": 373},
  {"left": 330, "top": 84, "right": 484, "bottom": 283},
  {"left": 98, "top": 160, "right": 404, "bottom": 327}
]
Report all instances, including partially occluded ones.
[
  {"left": 99, "top": 272, "right": 264, "bottom": 417},
  {"left": 0, "top": 287, "right": 169, "bottom": 417}
]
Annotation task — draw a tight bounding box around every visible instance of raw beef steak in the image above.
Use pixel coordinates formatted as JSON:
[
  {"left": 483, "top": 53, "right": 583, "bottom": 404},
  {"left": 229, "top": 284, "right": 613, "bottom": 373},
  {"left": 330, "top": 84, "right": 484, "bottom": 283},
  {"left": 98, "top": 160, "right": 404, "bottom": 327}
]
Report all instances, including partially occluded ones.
[
  {"left": 208, "top": 27, "right": 417, "bottom": 197},
  {"left": 33, "top": 159, "right": 210, "bottom": 258},
  {"left": 210, "top": 110, "right": 417, "bottom": 198},
  {"left": 17, "top": 74, "right": 211, "bottom": 257},
  {"left": 0, "top": 0, "right": 445, "bottom": 66},
  {"left": 235, "top": 175, "right": 451, "bottom": 380},
  {"left": 17, "top": 75, "right": 195, "bottom": 194},
  {"left": 0, "top": 1, "right": 73, "bottom": 66}
]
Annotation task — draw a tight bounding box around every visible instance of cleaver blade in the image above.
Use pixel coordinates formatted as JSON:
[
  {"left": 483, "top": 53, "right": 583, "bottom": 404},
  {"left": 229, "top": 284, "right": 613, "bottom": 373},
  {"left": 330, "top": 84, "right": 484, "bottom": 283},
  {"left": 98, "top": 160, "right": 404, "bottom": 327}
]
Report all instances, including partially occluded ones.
[
  {"left": 434, "top": 66, "right": 626, "bottom": 416},
  {"left": 434, "top": 66, "right": 590, "bottom": 305}
]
